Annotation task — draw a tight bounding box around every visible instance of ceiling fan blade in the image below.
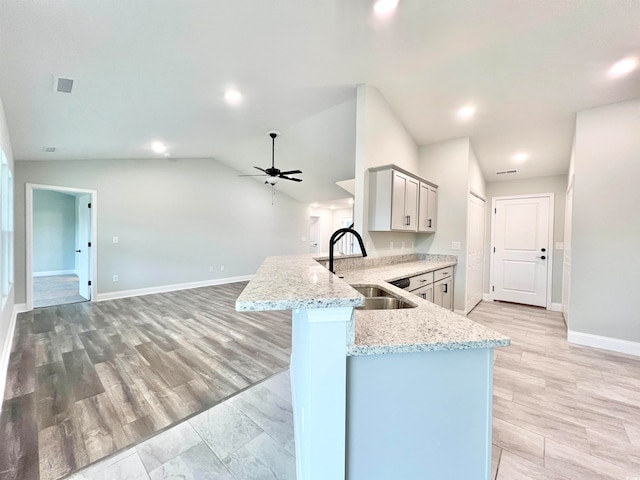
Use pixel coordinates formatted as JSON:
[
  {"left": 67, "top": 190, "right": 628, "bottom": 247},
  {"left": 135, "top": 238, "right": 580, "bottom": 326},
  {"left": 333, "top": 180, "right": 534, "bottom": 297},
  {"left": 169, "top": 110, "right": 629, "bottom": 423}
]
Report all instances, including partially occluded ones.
[
  {"left": 279, "top": 169, "right": 302, "bottom": 175},
  {"left": 239, "top": 174, "right": 269, "bottom": 177},
  {"left": 279, "top": 175, "right": 303, "bottom": 182},
  {"left": 253, "top": 166, "right": 268, "bottom": 173}
]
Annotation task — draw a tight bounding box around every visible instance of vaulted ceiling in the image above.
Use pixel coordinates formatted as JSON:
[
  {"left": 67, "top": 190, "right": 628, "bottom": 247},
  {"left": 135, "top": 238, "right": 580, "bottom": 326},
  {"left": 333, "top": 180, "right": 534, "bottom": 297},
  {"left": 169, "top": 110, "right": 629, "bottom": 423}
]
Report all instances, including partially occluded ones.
[{"left": 1, "top": 0, "right": 639, "bottom": 202}]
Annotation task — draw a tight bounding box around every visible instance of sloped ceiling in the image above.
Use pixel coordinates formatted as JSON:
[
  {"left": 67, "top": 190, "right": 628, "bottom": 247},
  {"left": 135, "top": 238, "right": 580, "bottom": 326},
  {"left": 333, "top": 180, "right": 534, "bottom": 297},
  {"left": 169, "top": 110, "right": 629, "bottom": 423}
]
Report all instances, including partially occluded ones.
[{"left": 0, "top": 0, "right": 639, "bottom": 202}]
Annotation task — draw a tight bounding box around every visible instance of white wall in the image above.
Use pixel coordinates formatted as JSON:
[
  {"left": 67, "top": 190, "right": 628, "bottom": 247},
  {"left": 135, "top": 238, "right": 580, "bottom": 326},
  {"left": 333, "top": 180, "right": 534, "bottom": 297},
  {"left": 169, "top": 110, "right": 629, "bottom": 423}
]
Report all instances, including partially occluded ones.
[
  {"left": 417, "top": 137, "right": 471, "bottom": 312},
  {"left": 468, "top": 145, "right": 486, "bottom": 198},
  {"left": 354, "top": 85, "right": 419, "bottom": 257},
  {"left": 570, "top": 98, "right": 640, "bottom": 343},
  {"left": 0, "top": 96, "right": 16, "bottom": 405},
  {"left": 15, "top": 157, "right": 309, "bottom": 302},
  {"left": 33, "top": 189, "right": 76, "bottom": 273},
  {"left": 484, "top": 175, "right": 567, "bottom": 304}
]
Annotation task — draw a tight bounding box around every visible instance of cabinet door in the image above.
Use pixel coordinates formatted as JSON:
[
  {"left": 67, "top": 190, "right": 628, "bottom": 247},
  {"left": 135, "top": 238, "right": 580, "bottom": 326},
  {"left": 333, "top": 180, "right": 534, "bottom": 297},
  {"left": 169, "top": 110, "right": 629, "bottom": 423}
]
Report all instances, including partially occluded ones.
[
  {"left": 418, "top": 183, "right": 430, "bottom": 232},
  {"left": 433, "top": 277, "right": 453, "bottom": 310},
  {"left": 410, "top": 283, "right": 434, "bottom": 303},
  {"left": 391, "top": 171, "right": 408, "bottom": 230},
  {"left": 405, "top": 177, "right": 419, "bottom": 231},
  {"left": 427, "top": 187, "right": 437, "bottom": 232}
]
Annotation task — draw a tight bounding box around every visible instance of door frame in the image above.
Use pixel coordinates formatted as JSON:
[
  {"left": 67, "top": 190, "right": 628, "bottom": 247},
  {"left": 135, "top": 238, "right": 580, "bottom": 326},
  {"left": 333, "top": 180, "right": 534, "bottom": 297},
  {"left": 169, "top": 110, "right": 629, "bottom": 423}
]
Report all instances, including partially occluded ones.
[
  {"left": 489, "top": 193, "right": 554, "bottom": 310},
  {"left": 26, "top": 183, "right": 98, "bottom": 310}
]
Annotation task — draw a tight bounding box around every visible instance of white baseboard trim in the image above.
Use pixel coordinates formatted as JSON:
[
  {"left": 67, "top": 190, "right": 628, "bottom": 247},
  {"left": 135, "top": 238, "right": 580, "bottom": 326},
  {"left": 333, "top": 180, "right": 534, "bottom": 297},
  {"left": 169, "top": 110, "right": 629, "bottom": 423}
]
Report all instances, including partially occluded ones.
[
  {"left": 33, "top": 269, "right": 76, "bottom": 277},
  {"left": 550, "top": 302, "right": 562, "bottom": 312},
  {"left": 0, "top": 303, "right": 26, "bottom": 412},
  {"left": 95, "top": 275, "right": 255, "bottom": 302},
  {"left": 568, "top": 330, "right": 640, "bottom": 357},
  {"left": 454, "top": 309, "right": 466, "bottom": 317},
  {"left": 482, "top": 293, "right": 492, "bottom": 302}
]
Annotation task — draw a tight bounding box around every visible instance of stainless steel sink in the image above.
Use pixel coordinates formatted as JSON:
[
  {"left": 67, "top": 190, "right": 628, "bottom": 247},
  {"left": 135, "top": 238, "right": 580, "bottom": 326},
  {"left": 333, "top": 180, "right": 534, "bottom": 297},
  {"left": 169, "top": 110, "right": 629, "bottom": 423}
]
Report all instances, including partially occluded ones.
[
  {"left": 352, "top": 284, "right": 417, "bottom": 310},
  {"left": 352, "top": 285, "right": 393, "bottom": 297},
  {"left": 356, "top": 297, "right": 416, "bottom": 310}
]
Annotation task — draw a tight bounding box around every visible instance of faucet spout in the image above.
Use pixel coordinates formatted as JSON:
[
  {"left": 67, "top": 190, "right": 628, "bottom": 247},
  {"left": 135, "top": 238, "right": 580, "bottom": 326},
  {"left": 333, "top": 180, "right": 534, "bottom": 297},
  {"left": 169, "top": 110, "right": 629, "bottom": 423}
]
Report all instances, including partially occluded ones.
[{"left": 328, "top": 227, "right": 368, "bottom": 274}]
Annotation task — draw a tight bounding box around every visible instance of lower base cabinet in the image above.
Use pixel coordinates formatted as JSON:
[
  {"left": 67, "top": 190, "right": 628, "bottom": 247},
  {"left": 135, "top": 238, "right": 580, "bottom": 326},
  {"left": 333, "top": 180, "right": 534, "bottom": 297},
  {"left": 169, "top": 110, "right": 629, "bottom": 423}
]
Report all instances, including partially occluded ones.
[
  {"left": 433, "top": 276, "right": 453, "bottom": 311},
  {"left": 410, "top": 284, "right": 433, "bottom": 302}
]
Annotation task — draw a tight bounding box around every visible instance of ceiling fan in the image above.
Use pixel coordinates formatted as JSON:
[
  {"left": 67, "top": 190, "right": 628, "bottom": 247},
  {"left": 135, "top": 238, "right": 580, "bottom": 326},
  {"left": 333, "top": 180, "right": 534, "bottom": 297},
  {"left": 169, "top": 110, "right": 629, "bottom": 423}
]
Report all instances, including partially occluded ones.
[{"left": 240, "top": 131, "right": 303, "bottom": 185}]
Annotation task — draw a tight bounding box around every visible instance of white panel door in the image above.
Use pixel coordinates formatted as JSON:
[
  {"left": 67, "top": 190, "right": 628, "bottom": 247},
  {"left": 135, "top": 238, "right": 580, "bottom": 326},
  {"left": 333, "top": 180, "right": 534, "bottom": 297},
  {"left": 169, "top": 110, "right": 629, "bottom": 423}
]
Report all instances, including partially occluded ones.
[
  {"left": 76, "top": 195, "right": 91, "bottom": 300},
  {"left": 492, "top": 196, "right": 551, "bottom": 307},
  {"left": 466, "top": 194, "right": 485, "bottom": 313}
]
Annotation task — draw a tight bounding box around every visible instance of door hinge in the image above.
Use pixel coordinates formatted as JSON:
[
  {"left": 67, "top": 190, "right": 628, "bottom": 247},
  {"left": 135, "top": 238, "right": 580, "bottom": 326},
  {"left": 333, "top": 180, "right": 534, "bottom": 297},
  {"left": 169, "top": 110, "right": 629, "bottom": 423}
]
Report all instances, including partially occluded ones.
[
  {"left": 88, "top": 242, "right": 92, "bottom": 247},
  {"left": 88, "top": 203, "right": 92, "bottom": 208},
  {"left": 88, "top": 281, "right": 92, "bottom": 286},
  {"left": 492, "top": 285, "right": 495, "bottom": 292}
]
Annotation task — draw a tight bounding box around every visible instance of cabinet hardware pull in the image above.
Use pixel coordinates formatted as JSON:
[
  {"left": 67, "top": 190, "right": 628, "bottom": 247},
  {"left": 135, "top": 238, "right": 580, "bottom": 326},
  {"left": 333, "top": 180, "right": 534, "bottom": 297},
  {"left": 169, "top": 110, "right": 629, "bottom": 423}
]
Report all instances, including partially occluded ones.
[
  {"left": 420, "top": 279, "right": 428, "bottom": 282},
  {"left": 428, "top": 219, "right": 432, "bottom": 228},
  {"left": 443, "top": 284, "right": 448, "bottom": 293}
]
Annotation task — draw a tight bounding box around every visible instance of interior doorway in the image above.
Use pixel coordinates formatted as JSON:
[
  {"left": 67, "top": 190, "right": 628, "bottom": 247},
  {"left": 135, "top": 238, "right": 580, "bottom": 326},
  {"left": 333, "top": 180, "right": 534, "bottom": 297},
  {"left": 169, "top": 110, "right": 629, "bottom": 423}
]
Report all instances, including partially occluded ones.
[
  {"left": 309, "top": 216, "right": 320, "bottom": 254},
  {"left": 26, "top": 184, "right": 97, "bottom": 310},
  {"left": 490, "top": 193, "right": 554, "bottom": 309}
]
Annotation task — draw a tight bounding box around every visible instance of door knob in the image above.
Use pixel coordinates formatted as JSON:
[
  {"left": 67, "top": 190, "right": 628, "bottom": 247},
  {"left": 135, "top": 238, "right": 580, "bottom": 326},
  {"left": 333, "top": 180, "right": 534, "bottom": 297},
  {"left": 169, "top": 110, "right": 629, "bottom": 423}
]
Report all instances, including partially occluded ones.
[
  {"left": 536, "top": 255, "right": 546, "bottom": 260},
  {"left": 541, "top": 248, "right": 546, "bottom": 252},
  {"left": 75, "top": 249, "right": 81, "bottom": 253}
]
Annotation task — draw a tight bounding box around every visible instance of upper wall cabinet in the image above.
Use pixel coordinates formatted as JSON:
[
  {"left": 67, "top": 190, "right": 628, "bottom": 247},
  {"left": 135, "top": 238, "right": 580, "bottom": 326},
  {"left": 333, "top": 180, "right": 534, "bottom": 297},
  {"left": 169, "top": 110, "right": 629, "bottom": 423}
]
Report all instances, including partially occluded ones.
[
  {"left": 418, "top": 182, "right": 437, "bottom": 233},
  {"left": 368, "top": 165, "right": 438, "bottom": 233}
]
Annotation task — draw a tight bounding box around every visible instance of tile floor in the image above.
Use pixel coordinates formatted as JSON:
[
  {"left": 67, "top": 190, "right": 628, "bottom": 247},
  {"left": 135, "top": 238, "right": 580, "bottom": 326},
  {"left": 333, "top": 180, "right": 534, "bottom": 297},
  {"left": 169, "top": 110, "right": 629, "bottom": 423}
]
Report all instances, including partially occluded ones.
[{"left": 67, "top": 369, "right": 295, "bottom": 480}]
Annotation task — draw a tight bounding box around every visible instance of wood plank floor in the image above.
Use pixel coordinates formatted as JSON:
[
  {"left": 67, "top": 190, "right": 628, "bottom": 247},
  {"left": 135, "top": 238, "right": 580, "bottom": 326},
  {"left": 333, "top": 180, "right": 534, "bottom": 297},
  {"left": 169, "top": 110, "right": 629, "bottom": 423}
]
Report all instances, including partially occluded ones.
[
  {"left": 469, "top": 301, "right": 640, "bottom": 480},
  {"left": 0, "top": 282, "right": 291, "bottom": 480}
]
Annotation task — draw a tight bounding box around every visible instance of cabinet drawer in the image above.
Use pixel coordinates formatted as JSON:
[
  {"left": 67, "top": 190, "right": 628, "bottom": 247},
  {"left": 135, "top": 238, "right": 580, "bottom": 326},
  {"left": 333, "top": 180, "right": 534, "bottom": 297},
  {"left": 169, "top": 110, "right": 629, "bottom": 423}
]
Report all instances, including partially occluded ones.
[
  {"left": 408, "top": 271, "right": 434, "bottom": 291},
  {"left": 434, "top": 267, "right": 453, "bottom": 280}
]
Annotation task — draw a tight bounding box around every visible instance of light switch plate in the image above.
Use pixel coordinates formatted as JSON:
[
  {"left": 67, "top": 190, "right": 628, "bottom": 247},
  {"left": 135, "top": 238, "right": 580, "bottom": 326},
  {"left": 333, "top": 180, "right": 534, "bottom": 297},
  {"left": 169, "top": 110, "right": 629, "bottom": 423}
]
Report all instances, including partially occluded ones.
[
  {"left": 113, "top": 236, "right": 119, "bottom": 244},
  {"left": 451, "top": 241, "right": 461, "bottom": 250}
]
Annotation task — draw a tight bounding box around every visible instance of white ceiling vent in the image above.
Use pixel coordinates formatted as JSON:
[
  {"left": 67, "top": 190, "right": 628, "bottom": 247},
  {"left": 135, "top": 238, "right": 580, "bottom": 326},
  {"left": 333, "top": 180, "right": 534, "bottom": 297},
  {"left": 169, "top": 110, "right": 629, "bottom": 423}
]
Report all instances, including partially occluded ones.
[
  {"left": 53, "top": 76, "right": 75, "bottom": 93},
  {"left": 42, "top": 146, "right": 56, "bottom": 153},
  {"left": 495, "top": 169, "right": 518, "bottom": 175}
]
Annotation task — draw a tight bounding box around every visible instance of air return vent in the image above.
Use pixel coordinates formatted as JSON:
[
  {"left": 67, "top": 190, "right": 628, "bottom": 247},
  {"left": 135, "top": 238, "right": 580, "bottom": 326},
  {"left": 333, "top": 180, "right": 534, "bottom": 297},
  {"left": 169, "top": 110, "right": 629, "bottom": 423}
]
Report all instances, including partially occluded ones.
[
  {"left": 53, "top": 76, "right": 75, "bottom": 93},
  {"left": 495, "top": 169, "right": 518, "bottom": 175},
  {"left": 42, "top": 146, "right": 56, "bottom": 153}
]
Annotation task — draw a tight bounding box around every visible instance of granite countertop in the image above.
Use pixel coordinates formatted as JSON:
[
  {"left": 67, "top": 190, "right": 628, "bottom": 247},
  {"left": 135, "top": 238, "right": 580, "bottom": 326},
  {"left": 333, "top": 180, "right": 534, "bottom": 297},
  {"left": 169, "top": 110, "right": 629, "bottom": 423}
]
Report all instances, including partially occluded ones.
[
  {"left": 235, "top": 255, "right": 364, "bottom": 311},
  {"left": 236, "top": 255, "right": 510, "bottom": 356}
]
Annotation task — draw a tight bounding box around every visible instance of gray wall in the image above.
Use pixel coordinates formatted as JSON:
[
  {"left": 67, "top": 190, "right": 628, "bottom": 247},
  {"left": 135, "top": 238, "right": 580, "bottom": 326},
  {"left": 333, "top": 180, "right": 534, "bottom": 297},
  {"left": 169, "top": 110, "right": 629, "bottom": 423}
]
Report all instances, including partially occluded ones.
[
  {"left": 417, "top": 137, "right": 471, "bottom": 312},
  {"left": 484, "top": 175, "right": 567, "bottom": 304},
  {"left": 570, "top": 98, "right": 640, "bottom": 342},
  {"left": 15, "top": 157, "right": 308, "bottom": 302},
  {"left": 33, "top": 189, "right": 76, "bottom": 273}
]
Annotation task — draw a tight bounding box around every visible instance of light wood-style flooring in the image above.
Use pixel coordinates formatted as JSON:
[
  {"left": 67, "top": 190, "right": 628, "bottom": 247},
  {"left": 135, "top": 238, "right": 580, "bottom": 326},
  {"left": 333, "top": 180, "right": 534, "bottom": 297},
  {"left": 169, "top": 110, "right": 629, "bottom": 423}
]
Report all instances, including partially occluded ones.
[
  {"left": 469, "top": 301, "right": 640, "bottom": 480},
  {"left": 0, "top": 282, "right": 291, "bottom": 480}
]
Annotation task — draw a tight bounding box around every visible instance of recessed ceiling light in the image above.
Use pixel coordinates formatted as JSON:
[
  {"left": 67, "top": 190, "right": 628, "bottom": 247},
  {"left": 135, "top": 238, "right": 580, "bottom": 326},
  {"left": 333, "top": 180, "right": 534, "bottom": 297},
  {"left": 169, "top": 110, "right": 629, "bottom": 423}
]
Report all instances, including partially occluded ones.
[
  {"left": 512, "top": 152, "right": 528, "bottom": 162},
  {"left": 224, "top": 89, "right": 243, "bottom": 105},
  {"left": 310, "top": 203, "right": 319, "bottom": 208},
  {"left": 151, "top": 141, "right": 167, "bottom": 154},
  {"left": 608, "top": 57, "right": 638, "bottom": 78},
  {"left": 373, "top": 0, "right": 399, "bottom": 15},
  {"left": 349, "top": 198, "right": 354, "bottom": 205},
  {"left": 457, "top": 105, "right": 476, "bottom": 121}
]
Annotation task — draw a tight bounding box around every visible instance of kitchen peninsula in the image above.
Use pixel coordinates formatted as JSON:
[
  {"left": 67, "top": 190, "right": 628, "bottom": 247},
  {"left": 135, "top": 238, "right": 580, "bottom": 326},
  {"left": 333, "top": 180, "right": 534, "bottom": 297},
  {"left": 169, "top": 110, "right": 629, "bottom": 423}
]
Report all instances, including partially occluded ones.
[{"left": 236, "top": 254, "right": 509, "bottom": 480}]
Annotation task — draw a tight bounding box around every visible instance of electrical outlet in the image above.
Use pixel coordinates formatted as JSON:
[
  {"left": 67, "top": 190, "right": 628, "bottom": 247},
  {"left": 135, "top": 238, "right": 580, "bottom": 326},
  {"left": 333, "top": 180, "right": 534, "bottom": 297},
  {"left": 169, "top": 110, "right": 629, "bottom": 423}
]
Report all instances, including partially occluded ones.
[
  {"left": 301, "top": 236, "right": 307, "bottom": 242},
  {"left": 390, "top": 241, "right": 394, "bottom": 249},
  {"left": 401, "top": 241, "right": 405, "bottom": 249},
  {"left": 451, "top": 241, "right": 461, "bottom": 250},
  {"left": 112, "top": 275, "right": 119, "bottom": 282},
  {"left": 209, "top": 266, "right": 214, "bottom": 273},
  {"left": 113, "top": 236, "right": 119, "bottom": 244},
  {"left": 220, "top": 265, "right": 225, "bottom": 272}
]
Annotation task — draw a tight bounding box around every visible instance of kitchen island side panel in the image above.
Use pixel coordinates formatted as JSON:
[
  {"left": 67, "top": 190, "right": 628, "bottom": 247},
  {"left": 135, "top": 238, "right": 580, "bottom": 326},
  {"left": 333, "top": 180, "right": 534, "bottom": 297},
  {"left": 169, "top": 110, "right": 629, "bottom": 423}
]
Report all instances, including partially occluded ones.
[{"left": 346, "top": 347, "right": 493, "bottom": 480}]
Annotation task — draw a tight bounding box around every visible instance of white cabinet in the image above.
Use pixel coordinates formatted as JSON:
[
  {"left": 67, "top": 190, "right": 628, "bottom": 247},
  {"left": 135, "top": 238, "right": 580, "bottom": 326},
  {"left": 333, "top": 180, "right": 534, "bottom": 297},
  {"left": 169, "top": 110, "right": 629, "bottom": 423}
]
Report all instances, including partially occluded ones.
[
  {"left": 407, "top": 266, "right": 454, "bottom": 311},
  {"left": 418, "top": 183, "right": 437, "bottom": 233},
  {"left": 433, "top": 268, "right": 453, "bottom": 311},
  {"left": 411, "top": 283, "right": 433, "bottom": 302},
  {"left": 369, "top": 166, "right": 437, "bottom": 233}
]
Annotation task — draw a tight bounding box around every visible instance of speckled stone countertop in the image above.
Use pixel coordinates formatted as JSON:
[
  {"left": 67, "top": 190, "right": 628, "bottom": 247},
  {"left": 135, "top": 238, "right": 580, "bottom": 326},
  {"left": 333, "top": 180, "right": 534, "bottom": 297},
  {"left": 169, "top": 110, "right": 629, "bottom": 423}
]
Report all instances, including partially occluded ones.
[
  {"left": 235, "top": 255, "right": 364, "bottom": 311},
  {"left": 236, "top": 255, "right": 510, "bottom": 355}
]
